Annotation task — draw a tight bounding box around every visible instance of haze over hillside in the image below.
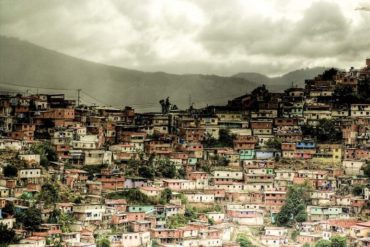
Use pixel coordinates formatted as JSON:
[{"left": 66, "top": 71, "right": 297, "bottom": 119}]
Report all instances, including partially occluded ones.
[{"left": 0, "top": 36, "right": 327, "bottom": 111}]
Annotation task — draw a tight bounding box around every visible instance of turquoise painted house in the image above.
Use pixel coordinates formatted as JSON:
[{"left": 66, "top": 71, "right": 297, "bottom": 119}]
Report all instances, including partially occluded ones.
[
  {"left": 239, "top": 149, "right": 255, "bottom": 160},
  {"left": 188, "top": 157, "right": 198, "bottom": 165},
  {"left": 127, "top": 205, "right": 155, "bottom": 213}
]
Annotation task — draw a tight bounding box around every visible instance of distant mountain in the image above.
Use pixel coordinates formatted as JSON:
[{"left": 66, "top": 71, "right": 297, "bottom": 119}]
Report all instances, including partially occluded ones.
[
  {"left": 233, "top": 67, "right": 328, "bottom": 90},
  {"left": 0, "top": 36, "right": 326, "bottom": 111}
]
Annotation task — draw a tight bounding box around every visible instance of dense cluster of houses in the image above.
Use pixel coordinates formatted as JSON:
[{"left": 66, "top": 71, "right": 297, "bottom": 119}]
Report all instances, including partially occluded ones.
[{"left": 0, "top": 60, "right": 369, "bottom": 246}]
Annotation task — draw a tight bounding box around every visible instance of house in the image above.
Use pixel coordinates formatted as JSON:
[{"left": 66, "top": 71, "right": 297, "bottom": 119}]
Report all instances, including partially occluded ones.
[
  {"left": 296, "top": 232, "right": 322, "bottom": 245},
  {"left": 306, "top": 206, "right": 350, "bottom": 221},
  {"left": 310, "top": 191, "right": 335, "bottom": 206},
  {"left": 121, "top": 231, "right": 151, "bottom": 247},
  {"left": 18, "top": 154, "right": 41, "bottom": 166},
  {"left": 84, "top": 150, "right": 112, "bottom": 166},
  {"left": 264, "top": 191, "right": 287, "bottom": 210},
  {"left": 184, "top": 193, "right": 215, "bottom": 203},
  {"left": 350, "top": 104, "right": 370, "bottom": 118},
  {"left": 313, "top": 144, "right": 342, "bottom": 164},
  {"left": 342, "top": 160, "right": 364, "bottom": 176},
  {"left": 162, "top": 179, "right": 196, "bottom": 191},
  {"left": 72, "top": 204, "right": 105, "bottom": 222},
  {"left": 206, "top": 212, "right": 225, "bottom": 224},
  {"left": 18, "top": 168, "right": 43, "bottom": 185},
  {"left": 226, "top": 204, "right": 264, "bottom": 226}
]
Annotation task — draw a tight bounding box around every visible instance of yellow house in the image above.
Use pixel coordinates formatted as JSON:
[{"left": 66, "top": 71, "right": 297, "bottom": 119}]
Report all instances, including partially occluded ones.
[
  {"left": 312, "top": 144, "right": 342, "bottom": 164},
  {"left": 350, "top": 222, "right": 370, "bottom": 239}
]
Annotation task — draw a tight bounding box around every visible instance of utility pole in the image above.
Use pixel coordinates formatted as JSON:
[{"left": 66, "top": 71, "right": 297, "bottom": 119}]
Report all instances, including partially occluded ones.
[{"left": 77, "top": 89, "right": 81, "bottom": 106}]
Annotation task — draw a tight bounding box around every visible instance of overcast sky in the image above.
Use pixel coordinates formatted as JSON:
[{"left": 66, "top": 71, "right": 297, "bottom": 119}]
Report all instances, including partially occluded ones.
[{"left": 1, "top": 0, "right": 370, "bottom": 76}]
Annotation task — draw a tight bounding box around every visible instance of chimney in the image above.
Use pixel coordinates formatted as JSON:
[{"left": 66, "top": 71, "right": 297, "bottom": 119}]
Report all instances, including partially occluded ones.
[{"left": 366, "top": 58, "right": 370, "bottom": 67}]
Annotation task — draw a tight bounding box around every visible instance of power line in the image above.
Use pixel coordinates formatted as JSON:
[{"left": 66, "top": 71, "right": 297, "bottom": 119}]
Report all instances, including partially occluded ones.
[
  {"left": 81, "top": 91, "right": 111, "bottom": 107},
  {"left": 0, "top": 81, "right": 75, "bottom": 91}
]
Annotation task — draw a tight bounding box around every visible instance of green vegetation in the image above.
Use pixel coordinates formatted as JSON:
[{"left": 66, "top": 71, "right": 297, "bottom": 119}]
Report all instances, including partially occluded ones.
[
  {"left": 3, "top": 164, "right": 18, "bottom": 177},
  {"left": 207, "top": 217, "right": 215, "bottom": 225},
  {"left": 315, "top": 236, "right": 347, "bottom": 247},
  {"left": 0, "top": 223, "right": 16, "bottom": 246},
  {"left": 125, "top": 156, "right": 180, "bottom": 179},
  {"left": 165, "top": 206, "right": 200, "bottom": 228},
  {"left": 352, "top": 185, "right": 364, "bottom": 196},
  {"left": 48, "top": 209, "right": 74, "bottom": 232},
  {"left": 96, "top": 236, "right": 111, "bottom": 247},
  {"left": 236, "top": 234, "right": 254, "bottom": 247},
  {"left": 358, "top": 79, "right": 370, "bottom": 100},
  {"left": 265, "top": 137, "right": 282, "bottom": 149},
  {"left": 291, "top": 230, "right": 299, "bottom": 241},
  {"left": 107, "top": 188, "right": 156, "bottom": 205},
  {"left": 315, "top": 240, "right": 332, "bottom": 247},
  {"left": 363, "top": 162, "right": 370, "bottom": 178},
  {"left": 330, "top": 236, "right": 347, "bottom": 247},
  {"left": 302, "top": 119, "right": 342, "bottom": 143},
  {"left": 166, "top": 214, "right": 189, "bottom": 228},
  {"left": 333, "top": 84, "right": 358, "bottom": 106},
  {"left": 82, "top": 164, "right": 108, "bottom": 180},
  {"left": 31, "top": 142, "right": 58, "bottom": 167},
  {"left": 1, "top": 201, "right": 15, "bottom": 218},
  {"left": 37, "top": 182, "right": 61, "bottom": 206},
  {"left": 15, "top": 206, "right": 42, "bottom": 231},
  {"left": 202, "top": 129, "right": 236, "bottom": 148},
  {"left": 159, "top": 188, "right": 172, "bottom": 204},
  {"left": 276, "top": 184, "right": 310, "bottom": 226}
]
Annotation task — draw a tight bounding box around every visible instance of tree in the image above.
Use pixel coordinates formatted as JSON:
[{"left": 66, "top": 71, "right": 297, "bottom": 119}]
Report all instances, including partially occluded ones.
[
  {"left": 202, "top": 133, "right": 218, "bottom": 148},
  {"left": 177, "top": 167, "right": 186, "bottom": 179},
  {"left": 358, "top": 79, "right": 370, "bottom": 100},
  {"left": 138, "top": 165, "right": 155, "bottom": 179},
  {"left": 2, "top": 201, "right": 15, "bottom": 218},
  {"left": 291, "top": 230, "right": 299, "bottom": 241},
  {"left": 58, "top": 212, "right": 75, "bottom": 233},
  {"left": 265, "top": 137, "right": 282, "bottom": 149},
  {"left": 315, "top": 240, "right": 332, "bottom": 247},
  {"left": 38, "top": 183, "right": 60, "bottom": 205},
  {"left": 166, "top": 214, "right": 189, "bottom": 228},
  {"left": 333, "top": 84, "right": 358, "bottom": 106},
  {"left": 160, "top": 188, "right": 172, "bottom": 204},
  {"left": 31, "top": 142, "right": 58, "bottom": 167},
  {"left": 330, "top": 235, "right": 347, "bottom": 247},
  {"left": 159, "top": 97, "right": 172, "bottom": 114},
  {"left": 96, "top": 237, "right": 110, "bottom": 247},
  {"left": 276, "top": 184, "right": 310, "bottom": 226},
  {"left": 0, "top": 223, "right": 16, "bottom": 245},
  {"left": 218, "top": 129, "right": 236, "bottom": 147},
  {"left": 321, "top": 68, "right": 338, "bottom": 81},
  {"left": 107, "top": 189, "right": 156, "bottom": 205},
  {"left": 316, "top": 119, "right": 342, "bottom": 143},
  {"left": 363, "top": 162, "right": 370, "bottom": 178},
  {"left": 159, "top": 162, "right": 177, "bottom": 178},
  {"left": 251, "top": 84, "right": 270, "bottom": 110},
  {"left": 236, "top": 234, "right": 253, "bottom": 247},
  {"left": 3, "top": 164, "right": 18, "bottom": 177},
  {"left": 314, "top": 236, "right": 347, "bottom": 247},
  {"left": 15, "top": 207, "right": 42, "bottom": 231},
  {"left": 152, "top": 240, "right": 159, "bottom": 247},
  {"left": 352, "top": 185, "right": 364, "bottom": 196},
  {"left": 184, "top": 206, "right": 198, "bottom": 221}
]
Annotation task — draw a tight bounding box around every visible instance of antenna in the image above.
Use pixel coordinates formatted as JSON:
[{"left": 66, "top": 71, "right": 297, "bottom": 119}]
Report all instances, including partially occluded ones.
[{"left": 77, "top": 89, "right": 81, "bottom": 106}]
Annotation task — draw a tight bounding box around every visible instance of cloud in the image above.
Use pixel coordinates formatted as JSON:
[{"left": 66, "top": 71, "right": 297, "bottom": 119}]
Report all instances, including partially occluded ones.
[{"left": 0, "top": 0, "right": 369, "bottom": 76}]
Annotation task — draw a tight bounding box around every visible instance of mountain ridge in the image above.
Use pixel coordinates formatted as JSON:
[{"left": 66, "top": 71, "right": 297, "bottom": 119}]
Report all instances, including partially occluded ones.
[{"left": 0, "top": 36, "right": 328, "bottom": 111}]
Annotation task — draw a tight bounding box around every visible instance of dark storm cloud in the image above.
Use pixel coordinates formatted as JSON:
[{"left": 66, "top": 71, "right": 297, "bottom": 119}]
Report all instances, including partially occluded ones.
[{"left": 0, "top": 0, "right": 369, "bottom": 76}]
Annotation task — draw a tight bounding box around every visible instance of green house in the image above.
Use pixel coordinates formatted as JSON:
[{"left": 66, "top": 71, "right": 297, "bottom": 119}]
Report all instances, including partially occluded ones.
[
  {"left": 127, "top": 205, "right": 155, "bottom": 213},
  {"left": 239, "top": 149, "right": 255, "bottom": 160}
]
